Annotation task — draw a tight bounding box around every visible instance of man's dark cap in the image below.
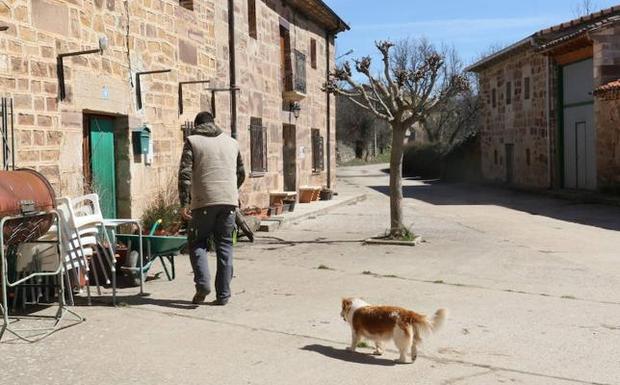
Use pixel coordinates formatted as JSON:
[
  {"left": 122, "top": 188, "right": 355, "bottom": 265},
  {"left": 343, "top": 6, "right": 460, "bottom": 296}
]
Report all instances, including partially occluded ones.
[{"left": 194, "top": 111, "right": 215, "bottom": 126}]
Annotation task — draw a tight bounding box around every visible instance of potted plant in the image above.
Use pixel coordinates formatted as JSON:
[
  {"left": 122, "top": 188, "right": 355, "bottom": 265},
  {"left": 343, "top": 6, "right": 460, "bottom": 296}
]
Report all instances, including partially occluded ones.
[{"left": 320, "top": 187, "right": 333, "bottom": 201}]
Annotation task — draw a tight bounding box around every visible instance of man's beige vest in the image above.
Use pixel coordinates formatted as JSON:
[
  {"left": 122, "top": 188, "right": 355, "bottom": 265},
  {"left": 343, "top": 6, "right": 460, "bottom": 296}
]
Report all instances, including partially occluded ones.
[{"left": 187, "top": 134, "right": 239, "bottom": 210}]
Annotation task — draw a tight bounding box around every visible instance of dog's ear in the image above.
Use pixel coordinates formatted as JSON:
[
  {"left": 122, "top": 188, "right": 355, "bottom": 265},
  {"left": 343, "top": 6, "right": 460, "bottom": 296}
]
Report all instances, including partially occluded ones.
[{"left": 342, "top": 297, "right": 352, "bottom": 310}]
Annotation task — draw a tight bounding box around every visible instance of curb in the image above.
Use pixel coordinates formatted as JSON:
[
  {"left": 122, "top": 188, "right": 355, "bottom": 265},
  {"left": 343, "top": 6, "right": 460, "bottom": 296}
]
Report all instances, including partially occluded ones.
[
  {"left": 258, "top": 193, "right": 367, "bottom": 232},
  {"left": 364, "top": 235, "right": 423, "bottom": 247}
]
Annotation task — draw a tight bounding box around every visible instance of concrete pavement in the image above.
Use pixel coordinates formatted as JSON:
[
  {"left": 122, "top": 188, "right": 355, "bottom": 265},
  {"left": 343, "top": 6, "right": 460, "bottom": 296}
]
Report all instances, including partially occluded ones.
[{"left": 1, "top": 163, "right": 619, "bottom": 385}]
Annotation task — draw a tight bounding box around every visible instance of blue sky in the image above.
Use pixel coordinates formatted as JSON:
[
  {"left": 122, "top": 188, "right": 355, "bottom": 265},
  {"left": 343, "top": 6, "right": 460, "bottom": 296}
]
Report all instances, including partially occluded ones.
[{"left": 325, "top": 0, "right": 619, "bottom": 66}]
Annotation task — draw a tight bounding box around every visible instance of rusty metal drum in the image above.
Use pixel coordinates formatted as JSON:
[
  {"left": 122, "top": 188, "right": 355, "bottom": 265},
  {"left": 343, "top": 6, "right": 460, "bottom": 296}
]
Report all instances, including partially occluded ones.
[{"left": 0, "top": 169, "right": 56, "bottom": 246}]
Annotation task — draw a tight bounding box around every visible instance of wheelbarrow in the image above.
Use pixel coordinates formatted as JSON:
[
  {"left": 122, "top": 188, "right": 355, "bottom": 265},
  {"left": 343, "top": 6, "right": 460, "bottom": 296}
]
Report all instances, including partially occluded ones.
[{"left": 115, "top": 234, "right": 187, "bottom": 287}]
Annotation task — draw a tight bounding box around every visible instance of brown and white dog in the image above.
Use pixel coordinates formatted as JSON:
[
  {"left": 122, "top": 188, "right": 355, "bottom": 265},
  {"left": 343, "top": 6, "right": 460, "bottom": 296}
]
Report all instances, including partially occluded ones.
[{"left": 340, "top": 298, "right": 447, "bottom": 363}]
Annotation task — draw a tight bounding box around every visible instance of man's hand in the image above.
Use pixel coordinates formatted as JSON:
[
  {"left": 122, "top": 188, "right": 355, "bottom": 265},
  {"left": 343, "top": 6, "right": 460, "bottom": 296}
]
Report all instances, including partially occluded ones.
[{"left": 181, "top": 207, "right": 192, "bottom": 221}]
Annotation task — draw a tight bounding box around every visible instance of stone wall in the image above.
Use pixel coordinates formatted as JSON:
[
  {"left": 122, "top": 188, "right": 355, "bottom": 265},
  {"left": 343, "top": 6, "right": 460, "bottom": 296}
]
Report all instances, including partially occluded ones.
[
  {"left": 213, "top": 0, "right": 336, "bottom": 207},
  {"left": 596, "top": 98, "right": 620, "bottom": 191},
  {"left": 0, "top": 0, "right": 218, "bottom": 217},
  {"left": 477, "top": 50, "right": 556, "bottom": 189},
  {"left": 0, "top": 0, "right": 338, "bottom": 216},
  {"left": 592, "top": 24, "right": 620, "bottom": 191}
]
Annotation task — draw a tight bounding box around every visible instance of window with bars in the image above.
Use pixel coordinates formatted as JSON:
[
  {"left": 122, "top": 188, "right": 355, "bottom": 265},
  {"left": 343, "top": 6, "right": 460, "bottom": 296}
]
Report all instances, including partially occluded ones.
[
  {"left": 294, "top": 50, "right": 307, "bottom": 94},
  {"left": 250, "top": 117, "right": 267, "bottom": 173},
  {"left": 248, "top": 0, "right": 257, "bottom": 39},
  {"left": 179, "top": 0, "right": 194, "bottom": 10},
  {"left": 311, "top": 129, "right": 324, "bottom": 173},
  {"left": 492, "top": 88, "right": 496, "bottom": 108},
  {"left": 310, "top": 38, "right": 317, "bottom": 69},
  {"left": 181, "top": 121, "right": 194, "bottom": 140}
]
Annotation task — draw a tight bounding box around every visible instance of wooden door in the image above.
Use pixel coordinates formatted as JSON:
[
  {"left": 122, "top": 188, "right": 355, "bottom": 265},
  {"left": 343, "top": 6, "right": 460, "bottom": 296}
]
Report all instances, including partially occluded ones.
[
  {"left": 282, "top": 124, "right": 296, "bottom": 192},
  {"left": 88, "top": 116, "right": 117, "bottom": 218}
]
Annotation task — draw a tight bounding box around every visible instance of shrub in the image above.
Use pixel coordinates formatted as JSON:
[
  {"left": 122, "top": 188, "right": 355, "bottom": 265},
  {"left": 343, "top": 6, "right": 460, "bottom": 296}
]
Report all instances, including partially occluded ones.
[{"left": 402, "top": 142, "right": 443, "bottom": 178}]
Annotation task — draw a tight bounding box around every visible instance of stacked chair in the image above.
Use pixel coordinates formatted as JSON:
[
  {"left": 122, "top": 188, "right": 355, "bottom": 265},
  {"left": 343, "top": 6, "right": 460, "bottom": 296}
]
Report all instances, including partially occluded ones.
[{"left": 17, "top": 193, "right": 143, "bottom": 307}]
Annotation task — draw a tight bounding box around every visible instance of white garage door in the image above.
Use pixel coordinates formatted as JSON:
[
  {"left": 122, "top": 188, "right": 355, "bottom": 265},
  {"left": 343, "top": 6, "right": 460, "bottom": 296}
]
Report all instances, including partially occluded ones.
[{"left": 562, "top": 58, "right": 596, "bottom": 190}]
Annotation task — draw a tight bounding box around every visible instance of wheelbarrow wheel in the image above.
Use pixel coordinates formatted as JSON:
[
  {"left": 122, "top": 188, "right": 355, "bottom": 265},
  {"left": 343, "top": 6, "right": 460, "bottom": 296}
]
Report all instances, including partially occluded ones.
[{"left": 124, "top": 250, "right": 141, "bottom": 287}]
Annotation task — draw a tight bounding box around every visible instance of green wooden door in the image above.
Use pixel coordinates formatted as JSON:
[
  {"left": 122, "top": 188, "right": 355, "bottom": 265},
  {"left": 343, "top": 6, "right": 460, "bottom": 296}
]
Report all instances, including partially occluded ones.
[{"left": 89, "top": 117, "right": 117, "bottom": 218}]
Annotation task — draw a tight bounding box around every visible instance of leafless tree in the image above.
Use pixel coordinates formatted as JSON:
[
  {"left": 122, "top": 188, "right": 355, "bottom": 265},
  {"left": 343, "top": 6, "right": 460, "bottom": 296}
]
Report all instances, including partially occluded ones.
[
  {"left": 419, "top": 48, "right": 480, "bottom": 147},
  {"left": 324, "top": 38, "right": 469, "bottom": 237},
  {"left": 336, "top": 95, "right": 391, "bottom": 160},
  {"left": 573, "top": 0, "right": 598, "bottom": 17}
]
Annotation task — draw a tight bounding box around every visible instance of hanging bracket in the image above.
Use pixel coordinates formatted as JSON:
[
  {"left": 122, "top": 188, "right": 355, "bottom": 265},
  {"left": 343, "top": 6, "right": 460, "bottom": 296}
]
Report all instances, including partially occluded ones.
[
  {"left": 135, "top": 69, "right": 172, "bottom": 110},
  {"left": 205, "top": 87, "right": 240, "bottom": 118},
  {"left": 178, "top": 80, "right": 211, "bottom": 116}
]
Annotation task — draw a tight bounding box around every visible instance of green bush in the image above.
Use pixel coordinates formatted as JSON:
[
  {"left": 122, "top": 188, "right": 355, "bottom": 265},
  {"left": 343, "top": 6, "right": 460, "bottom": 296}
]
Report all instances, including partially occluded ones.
[{"left": 402, "top": 143, "right": 443, "bottom": 178}]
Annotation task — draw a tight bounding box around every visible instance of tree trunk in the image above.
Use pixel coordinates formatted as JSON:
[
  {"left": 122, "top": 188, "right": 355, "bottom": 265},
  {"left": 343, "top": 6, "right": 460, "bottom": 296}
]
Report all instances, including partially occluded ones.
[{"left": 389, "top": 125, "right": 406, "bottom": 237}]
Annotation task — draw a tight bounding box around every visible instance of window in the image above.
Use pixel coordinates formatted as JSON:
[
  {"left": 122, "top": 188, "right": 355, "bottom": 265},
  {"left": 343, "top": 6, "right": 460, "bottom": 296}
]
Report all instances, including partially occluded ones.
[
  {"left": 311, "top": 129, "right": 325, "bottom": 173},
  {"left": 524, "top": 77, "right": 530, "bottom": 100},
  {"left": 492, "top": 88, "right": 496, "bottom": 108},
  {"left": 248, "top": 0, "right": 257, "bottom": 39},
  {"left": 526, "top": 148, "right": 531, "bottom": 166},
  {"left": 179, "top": 0, "right": 193, "bottom": 10},
  {"left": 250, "top": 117, "right": 267, "bottom": 173},
  {"left": 294, "top": 50, "right": 307, "bottom": 94},
  {"left": 494, "top": 149, "right": 498, "bottom": 165},
  {"left": 506, "top": 81, "right": 512, "bottom": 105},
  {"left": 310, "top": 38, "right": 317, "bottom": 69},
  {"left": 280, "top": 26, "right": 293, "bottom": 91}
]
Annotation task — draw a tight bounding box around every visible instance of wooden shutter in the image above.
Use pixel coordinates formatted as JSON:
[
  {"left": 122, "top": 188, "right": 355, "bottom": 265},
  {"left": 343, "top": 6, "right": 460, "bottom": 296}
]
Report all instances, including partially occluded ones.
[
  {"left": 311, "top": 129, "right": 324, "bottom": 173},
  {"left": 248, "top": 0, "right": 257, "bottom": 39},
  {"left": 250, "top": 118, "right": 267, "bottom": 173},
  {"left": 310, "top": 39, "right": 317, "bottom": 69},
  {"left": 179, "top": 0, "right": 193, "bottom": 10}
]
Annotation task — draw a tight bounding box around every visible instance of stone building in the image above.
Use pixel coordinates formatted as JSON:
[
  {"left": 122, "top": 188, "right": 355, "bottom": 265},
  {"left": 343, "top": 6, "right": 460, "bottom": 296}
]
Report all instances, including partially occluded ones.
[
  {"left": 467, "top": 6, "right": 620, "bottom": 192},
  {"left": 0, "top": 0, "right": 348, "bottom": 218}
]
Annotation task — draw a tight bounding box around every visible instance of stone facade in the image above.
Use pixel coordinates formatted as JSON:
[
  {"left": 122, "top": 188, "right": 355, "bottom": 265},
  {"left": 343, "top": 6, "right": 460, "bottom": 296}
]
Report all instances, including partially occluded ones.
[
  {"left": 476, "top": 50, "right": 556, "bottom": 189},
  {"left": 472, "top": 19, "right": 620, "bottom": 192},
  {"left": 212, "top": 0, "right": 337, "bottom": 207},
  {"left": 596, "top": 97, "right": 620, "bottom": 191},
  {"left": 0, "top": 0, "right": 343, "bottom": 216}
]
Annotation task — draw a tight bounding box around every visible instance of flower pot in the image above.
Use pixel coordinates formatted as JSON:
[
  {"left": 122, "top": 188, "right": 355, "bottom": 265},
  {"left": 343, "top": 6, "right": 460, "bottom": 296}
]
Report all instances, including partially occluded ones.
[
  {"left": 320, "top": 189, "right": 333, "bottom": 201},
  {"left": 299, "top": 189, "right": 314, "bottom": 203},
  {"left": 311, "top": 188, "right": 321, "bottom": 201}
]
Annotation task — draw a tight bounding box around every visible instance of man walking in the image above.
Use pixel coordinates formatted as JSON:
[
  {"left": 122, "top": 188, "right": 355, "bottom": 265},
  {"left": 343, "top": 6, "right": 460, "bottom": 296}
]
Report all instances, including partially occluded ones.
[{"left": 178, "top": 111, "right": 245, "bottom": 305}]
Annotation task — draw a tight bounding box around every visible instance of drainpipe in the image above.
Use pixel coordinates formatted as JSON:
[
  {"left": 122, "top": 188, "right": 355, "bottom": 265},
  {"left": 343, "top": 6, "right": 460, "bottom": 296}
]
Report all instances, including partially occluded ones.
[
  {"left": 228, "top": 0, "right": 238, "bottom": 139},
  {"left": 545, "top": 56, "right": 552, "bottom": 189},
  {"left": 325, "top": 31, "right": 332, "bottom": 189}
]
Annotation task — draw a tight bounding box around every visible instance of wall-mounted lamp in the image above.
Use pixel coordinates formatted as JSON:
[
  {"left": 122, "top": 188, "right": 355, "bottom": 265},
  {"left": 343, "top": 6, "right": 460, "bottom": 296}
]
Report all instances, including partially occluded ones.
[
  {"left": 57, "top": 36, "right": 109, "bottom": 101},
  {"left": 178, "top": 80, "right": 211, "bottom": 115},
  {"left": 336, "top": 49, "right": 354, "bottom": 61},
  {"left": 135, "top": 69, "right": 172, "bottom": 110},
  {"left": 290, "top": 101, "right": 301, "bottom": 119}
]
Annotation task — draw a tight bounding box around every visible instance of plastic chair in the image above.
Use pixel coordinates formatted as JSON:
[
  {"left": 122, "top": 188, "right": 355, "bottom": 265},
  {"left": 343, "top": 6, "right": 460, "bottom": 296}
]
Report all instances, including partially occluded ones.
[{"left": 67, "top": 194, "right": 144, "bottom": 304}]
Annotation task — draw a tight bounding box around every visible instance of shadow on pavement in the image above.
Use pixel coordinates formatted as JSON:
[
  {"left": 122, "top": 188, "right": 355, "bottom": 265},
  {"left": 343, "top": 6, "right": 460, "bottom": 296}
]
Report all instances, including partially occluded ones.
[
  {"left": 111, "top": 295, "right": 199, "bottom": 310},
  {"left": 301, "top": 344, "right": 396, "bottom": 366},
  {"left": 370, "top": 181, "right": 620, "bottom": 231}
]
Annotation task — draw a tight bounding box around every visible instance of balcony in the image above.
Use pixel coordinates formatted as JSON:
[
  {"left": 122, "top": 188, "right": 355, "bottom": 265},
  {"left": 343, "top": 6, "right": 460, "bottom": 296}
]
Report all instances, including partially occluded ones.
[{"left": 283, "top": 50, "right": 307, "bottom": 103}]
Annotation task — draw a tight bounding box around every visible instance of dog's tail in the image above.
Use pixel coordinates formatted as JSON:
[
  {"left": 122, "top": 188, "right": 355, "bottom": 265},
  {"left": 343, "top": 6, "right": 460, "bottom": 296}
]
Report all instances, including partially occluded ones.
[
  {"left": 430, "top": 308, "right": 447, "bottom": 331},
  {"left": 413, "top": 308, "right": 448, "bottom": 340}
]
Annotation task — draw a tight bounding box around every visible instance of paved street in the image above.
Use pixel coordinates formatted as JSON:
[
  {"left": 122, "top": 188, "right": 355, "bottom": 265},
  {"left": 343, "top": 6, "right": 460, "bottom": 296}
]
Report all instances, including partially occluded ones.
[{"left": 2, "top": 164, "right": 619, "bottom": 385}]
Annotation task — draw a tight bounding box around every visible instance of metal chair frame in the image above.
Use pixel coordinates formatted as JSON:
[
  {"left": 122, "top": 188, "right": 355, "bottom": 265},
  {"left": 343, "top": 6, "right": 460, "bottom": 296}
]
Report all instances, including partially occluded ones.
[{"left": 0, "top": 211, "right": 83, "bottom": 343}]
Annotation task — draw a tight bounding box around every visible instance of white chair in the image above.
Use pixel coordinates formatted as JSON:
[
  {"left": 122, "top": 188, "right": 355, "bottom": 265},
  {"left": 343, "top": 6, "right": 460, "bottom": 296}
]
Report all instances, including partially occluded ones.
[{"left": 67, "top": 194, "right": 144, "bottom": 305}]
